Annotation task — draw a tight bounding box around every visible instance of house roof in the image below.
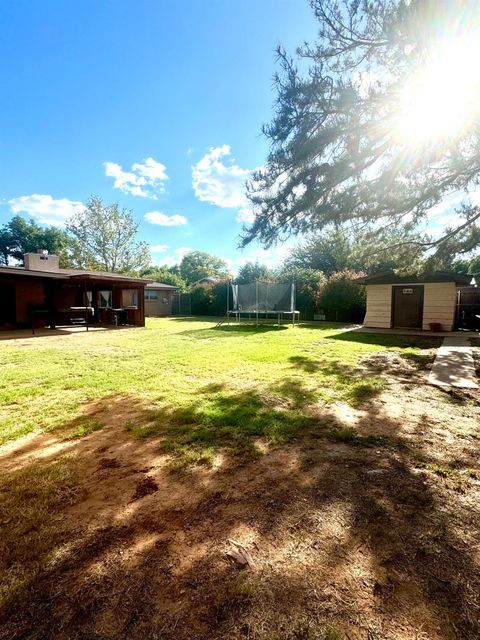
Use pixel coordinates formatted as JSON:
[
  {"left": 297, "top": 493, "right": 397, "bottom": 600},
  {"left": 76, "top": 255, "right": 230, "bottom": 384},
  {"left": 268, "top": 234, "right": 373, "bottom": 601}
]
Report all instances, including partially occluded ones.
[
  {"left": 0, "top": 265, "right": 151, "bottom": 285},
  {"left": 354, "top": 271, "right": 472, "bottom": 286},
  {"left": 192, "top": 276, "right": 222, "bottom": 286},
  {"left": 0, "top": 266, "right": 70, "bottom": 280},
  {"left": 145, "top": 281, "right": 177, "bottom": 290}
]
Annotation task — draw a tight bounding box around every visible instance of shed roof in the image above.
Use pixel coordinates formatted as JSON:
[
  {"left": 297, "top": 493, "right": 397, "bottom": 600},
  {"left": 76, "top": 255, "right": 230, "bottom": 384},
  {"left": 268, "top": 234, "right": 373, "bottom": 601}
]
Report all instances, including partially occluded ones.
[{"left": 354, "top": 271, "right": 472, "bottom": 286}]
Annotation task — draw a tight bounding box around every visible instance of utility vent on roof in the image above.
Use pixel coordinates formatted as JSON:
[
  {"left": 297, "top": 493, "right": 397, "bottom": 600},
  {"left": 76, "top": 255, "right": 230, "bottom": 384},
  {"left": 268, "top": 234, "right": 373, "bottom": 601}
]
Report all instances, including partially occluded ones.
[{"left": 24, "top": 250, "right": 60, "bottom": 273}]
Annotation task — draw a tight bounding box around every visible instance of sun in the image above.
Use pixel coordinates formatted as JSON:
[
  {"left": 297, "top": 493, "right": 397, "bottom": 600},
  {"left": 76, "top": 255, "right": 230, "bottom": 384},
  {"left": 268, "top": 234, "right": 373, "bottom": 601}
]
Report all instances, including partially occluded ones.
[{"left": 393, "top": 35, "right": 480, "bottom": 145}]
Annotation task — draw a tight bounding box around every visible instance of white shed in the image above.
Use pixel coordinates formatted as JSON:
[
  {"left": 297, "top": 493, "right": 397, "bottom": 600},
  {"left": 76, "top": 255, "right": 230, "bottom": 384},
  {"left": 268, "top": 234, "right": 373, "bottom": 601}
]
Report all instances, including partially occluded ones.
[{"left": 355, "top": 271, "right": 472, "bottom": 332}]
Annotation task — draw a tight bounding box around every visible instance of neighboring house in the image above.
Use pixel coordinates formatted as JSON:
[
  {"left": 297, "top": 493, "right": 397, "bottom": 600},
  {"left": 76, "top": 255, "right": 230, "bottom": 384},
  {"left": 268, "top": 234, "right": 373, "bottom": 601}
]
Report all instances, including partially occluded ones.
[
  {"left": 0, "top": 250, "right": 150, "bottom": 331},
  {"left": 145, "top": 282, "right": 177, "bottom": 317},
  {"left": 356, "top": 271, "right": 472, "bottom": 331},
  {"left": 191, "top": 276, "right": 222, "bottom": 287}
]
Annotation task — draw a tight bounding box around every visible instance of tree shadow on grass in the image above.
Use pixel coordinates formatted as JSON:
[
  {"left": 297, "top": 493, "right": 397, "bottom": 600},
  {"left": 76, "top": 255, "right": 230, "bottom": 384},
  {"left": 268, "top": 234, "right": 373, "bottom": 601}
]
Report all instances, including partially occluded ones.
[
  {"left": 288, "top": 354, "right": 384, "bottom": 406},
  {"left": 214, "top": 324, "right": 289, "bottom": 333},
  {"left": 1, "top": 392, "right": 479, "bottom": 639},
  {"left": 176, "top": 324, "right": 289, "bottom": 339},
  {"left": 327, "top": 330, "right": 444, "bottom": 350},
  {"left": 127, "top": 384, "right": 318, "bottom": 464},
  {"left": 165, "top": 316, "right": 219, "bottom": 323}
]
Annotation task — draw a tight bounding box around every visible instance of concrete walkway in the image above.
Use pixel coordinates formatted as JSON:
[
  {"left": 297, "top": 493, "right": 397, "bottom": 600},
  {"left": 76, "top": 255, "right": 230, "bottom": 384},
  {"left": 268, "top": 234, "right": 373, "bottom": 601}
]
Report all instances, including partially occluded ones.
[
  {"left": 428, "top": 337, "right": 479, "bottom": 389},
  {"left": 354, "top": 327, "right": 479, "bottom": 338}
]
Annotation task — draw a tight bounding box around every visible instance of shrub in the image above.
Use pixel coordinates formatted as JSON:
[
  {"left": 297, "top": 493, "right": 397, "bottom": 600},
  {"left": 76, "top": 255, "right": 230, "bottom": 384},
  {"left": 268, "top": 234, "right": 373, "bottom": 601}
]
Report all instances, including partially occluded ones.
[
  {"left": 190, "top": 284, "right": 214, "bottom": 315},
  {"left": 277, "top": 267, "right": 326, "bottom": 320},
  {"left": 190, "top": 281, "right": 229, "bottom": 316},
  {"left": 318, "top": 270, "right": 366, "bottom": 322}
]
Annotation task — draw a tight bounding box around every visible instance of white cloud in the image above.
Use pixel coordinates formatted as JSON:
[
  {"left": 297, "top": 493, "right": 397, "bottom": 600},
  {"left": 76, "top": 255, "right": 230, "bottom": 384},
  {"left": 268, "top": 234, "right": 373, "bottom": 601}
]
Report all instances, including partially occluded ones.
[
  {"left": 158, "top": 246, "right": 192, "bottom": 268},
  {"left": 149, "top": 244, "right": 169, "bottom": 253},
  {"left": 192, "top": 145, "right": 257, "bottom": 223},
  {"left": 222, "top": 243, "right": 294, "bottom": 275},
  {"left": 236, "top": 207, "right": 256, "bottom": 224},
  {"left": 8, "top": 194, "right": 84, "bottom": 226},
  {"left": 104, "top": 157, "right": 168, "bottom": 198},
  {"left": 422, "top": 190, "right": 480, "bottom": 237},
  {"left": 144, "top": 211, "right": 188, "bottom": 226}
]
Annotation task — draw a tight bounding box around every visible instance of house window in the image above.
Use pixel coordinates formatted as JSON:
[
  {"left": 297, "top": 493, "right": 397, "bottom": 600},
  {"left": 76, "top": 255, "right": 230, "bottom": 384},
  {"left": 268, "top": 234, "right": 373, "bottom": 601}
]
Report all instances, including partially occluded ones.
[
  {"left": 145, "top": 290, "right": 158, "bottom": 301},
  {"left": 98, "top": 290, "right": 112, "bottom": 308},
  {"left": 122, "top": 289, "right": 138, "bottom": 307}
]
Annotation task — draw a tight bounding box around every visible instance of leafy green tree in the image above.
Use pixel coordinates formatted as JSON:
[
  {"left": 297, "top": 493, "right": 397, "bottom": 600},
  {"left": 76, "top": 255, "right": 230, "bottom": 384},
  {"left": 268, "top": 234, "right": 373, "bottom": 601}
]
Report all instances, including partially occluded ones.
[
  {"left": 140, "top": 266, "right": 188, "bottom": 291},
  {"left": 286, "top": 226, "right": 425, "bottom": 276},
  {"left": 436, "top": 257, "right": 471, "bottom": 274},
  {"left": 277, "top": 266, "right": 326, "bottom": 319},
  {"left": 0, "top": 216, "right": 71, "bottom": 266},
  {"left": 0, "top": 227, "right": 14, "bottom": 265},
  {"left": 179, "top": 251, "right": 231, "bottom": 284},
  {"left": 66, "top": 196, "right": 150, "bottom": 274},
  {"left": 469, "top": 255, "right": 480, "bottom": 276},
  {"left": 236, "top": 261, "right": 275, "bottom": 283},
  {"left": 243, "top": 1, "right": 480, "bottom": 261},
  {"left": 350, "top": 228, "right": 426, "bottom": 274},
  {"left": 318, "top": 270, "right": 366, "bottom": 323},
  {"left": 285, "top": 227, "right": 357, "bottom": 276}
]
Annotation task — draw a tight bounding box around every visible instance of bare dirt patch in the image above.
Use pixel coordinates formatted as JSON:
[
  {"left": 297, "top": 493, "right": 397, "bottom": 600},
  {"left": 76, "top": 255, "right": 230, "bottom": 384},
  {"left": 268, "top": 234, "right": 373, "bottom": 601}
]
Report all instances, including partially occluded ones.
[
  {"left": 130, "top": 476, "right": 159, "bottom": 502},
  {"left": 0, "top": 382, "right": 479, "bottom": 640}
]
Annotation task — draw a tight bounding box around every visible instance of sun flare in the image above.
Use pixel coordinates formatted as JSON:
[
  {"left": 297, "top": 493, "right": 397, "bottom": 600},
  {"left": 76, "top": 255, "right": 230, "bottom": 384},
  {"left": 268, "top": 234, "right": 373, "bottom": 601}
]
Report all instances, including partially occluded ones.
[{"left": 394, "top": 35, "right": 480, "bottom": 145}]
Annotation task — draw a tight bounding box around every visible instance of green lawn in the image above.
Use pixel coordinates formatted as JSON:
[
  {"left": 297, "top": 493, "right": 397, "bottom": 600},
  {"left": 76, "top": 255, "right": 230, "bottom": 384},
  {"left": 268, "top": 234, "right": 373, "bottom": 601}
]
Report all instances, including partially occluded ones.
[{"left": 0, "top": 318, "right": 438, "bottom": 456}]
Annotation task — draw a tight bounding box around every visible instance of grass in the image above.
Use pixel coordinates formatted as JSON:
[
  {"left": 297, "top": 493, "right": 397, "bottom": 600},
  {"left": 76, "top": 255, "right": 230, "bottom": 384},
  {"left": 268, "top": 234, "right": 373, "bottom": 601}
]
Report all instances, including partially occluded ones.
[
  {"left": 326, "top": 425, "right": 392, "bottom": 448},
  {"left": 61, "top": 417, "right": 104, "bottom": 440},
  {"left": 0, "top": 319, "right": 440, "bottom": 447},
  {"left": 0, "top": 456, "right": 79, "bottom": 610},
  {"left": 0, "top": 318, "right": 440, "bottom": 452}
]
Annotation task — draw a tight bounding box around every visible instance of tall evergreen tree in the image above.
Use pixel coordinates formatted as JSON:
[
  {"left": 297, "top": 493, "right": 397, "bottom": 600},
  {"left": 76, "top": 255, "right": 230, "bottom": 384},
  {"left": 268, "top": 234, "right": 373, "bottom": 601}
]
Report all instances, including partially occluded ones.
[{"left": 243, "top": 0, "right": 480, "bottom": 262}]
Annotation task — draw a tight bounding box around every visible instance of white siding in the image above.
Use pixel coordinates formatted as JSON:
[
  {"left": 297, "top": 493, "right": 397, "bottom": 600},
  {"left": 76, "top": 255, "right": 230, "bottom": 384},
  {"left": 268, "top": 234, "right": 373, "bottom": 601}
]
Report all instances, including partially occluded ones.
[
  {"left": 422, "top": 282, "right": 456, "bottom": 331},
  {"left": 363, "top": 285, "right": 392, "bottom": 328}
]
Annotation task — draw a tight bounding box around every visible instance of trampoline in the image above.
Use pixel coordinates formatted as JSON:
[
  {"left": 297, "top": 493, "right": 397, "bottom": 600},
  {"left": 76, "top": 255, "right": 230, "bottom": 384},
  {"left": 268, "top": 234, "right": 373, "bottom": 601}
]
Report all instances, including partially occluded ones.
[{"left": 226, "top": 281, "right": 299, "bottom": 326}]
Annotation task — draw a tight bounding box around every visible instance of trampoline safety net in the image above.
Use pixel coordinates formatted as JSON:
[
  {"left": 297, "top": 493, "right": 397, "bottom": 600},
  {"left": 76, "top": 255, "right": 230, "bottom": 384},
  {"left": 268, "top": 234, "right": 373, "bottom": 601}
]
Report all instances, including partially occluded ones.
[{"left": 231, "top": 282, "right": 295, "bottom": 313}]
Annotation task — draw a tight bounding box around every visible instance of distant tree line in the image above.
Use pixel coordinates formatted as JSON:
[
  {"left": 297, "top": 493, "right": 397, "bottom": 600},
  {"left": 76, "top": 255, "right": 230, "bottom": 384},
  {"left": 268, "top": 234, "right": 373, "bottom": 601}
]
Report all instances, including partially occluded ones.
[
  {"left": 2, "top": 196, "right": 479, "bottom": 322},
  {"left": 171, "top": 226, "right": 480, "bottom": 321}
]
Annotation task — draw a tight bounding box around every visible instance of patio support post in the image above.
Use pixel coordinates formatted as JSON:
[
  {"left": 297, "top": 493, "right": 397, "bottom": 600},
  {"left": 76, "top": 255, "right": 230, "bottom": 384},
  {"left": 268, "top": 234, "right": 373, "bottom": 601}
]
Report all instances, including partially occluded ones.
[
  {"left": 84, "top": 281, "right": 89, "bottom": 331},
  {"left": 138, "top": 286, "right": 145, "bottom": 327}
]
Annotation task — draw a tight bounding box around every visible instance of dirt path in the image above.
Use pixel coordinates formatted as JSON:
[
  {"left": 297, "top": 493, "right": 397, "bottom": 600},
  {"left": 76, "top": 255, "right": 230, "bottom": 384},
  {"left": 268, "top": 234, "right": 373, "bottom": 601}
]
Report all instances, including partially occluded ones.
[{"left": 1, "top": 381, "right": 480, "bottom": 640}]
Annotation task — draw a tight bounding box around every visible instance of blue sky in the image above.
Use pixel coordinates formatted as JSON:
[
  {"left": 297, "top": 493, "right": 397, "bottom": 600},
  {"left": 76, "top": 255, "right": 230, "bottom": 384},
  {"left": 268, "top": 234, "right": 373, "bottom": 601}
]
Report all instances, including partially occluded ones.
[{"left": 0, "top": 0, "right": 318, "bottom": 272}]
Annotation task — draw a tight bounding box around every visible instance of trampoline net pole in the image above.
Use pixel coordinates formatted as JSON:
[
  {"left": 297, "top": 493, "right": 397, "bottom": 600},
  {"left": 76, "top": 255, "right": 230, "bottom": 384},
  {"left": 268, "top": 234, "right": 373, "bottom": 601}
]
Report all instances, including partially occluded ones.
[{"left": 227, "top": 280, "right": 230, "bottom": 325}]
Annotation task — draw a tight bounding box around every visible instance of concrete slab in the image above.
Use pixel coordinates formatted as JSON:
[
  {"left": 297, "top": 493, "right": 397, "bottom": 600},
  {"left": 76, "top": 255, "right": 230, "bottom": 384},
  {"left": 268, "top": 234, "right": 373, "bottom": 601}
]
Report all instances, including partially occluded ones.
[
  {"left": 355, "top": 327, "right": 479, "bottom": 338},
  {"left": 0, "top": 325, "right": 137, "bottom": 341},
  {"left": 428, "top": 337, "right": 479, "bottom": 389}
]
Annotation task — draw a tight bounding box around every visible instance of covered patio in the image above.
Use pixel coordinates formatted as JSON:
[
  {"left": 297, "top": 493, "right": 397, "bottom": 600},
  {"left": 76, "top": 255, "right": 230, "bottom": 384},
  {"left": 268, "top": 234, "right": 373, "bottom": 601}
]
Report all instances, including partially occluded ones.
[{"left": 0, "top": 253, "right": 149, "bottom": 334}]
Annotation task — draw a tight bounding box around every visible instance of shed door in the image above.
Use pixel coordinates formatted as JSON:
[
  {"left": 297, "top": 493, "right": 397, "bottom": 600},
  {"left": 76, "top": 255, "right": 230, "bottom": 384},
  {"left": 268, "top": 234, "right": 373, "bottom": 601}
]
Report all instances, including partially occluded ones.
[{"left": 393, "top": 285, "right": 424, "bottom": 328}]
